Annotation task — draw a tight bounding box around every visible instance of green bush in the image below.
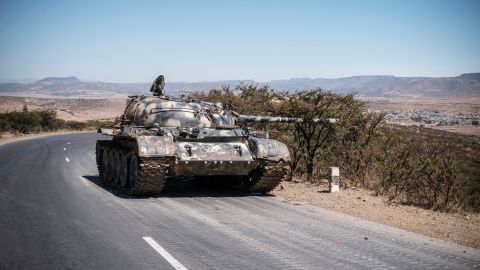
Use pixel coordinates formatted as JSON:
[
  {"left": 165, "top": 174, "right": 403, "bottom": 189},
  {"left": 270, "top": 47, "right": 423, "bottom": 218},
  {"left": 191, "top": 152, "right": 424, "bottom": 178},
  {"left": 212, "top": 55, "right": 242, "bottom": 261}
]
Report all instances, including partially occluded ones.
[{"left": 0, "top": 108, "right": 107, "bottom": 134}]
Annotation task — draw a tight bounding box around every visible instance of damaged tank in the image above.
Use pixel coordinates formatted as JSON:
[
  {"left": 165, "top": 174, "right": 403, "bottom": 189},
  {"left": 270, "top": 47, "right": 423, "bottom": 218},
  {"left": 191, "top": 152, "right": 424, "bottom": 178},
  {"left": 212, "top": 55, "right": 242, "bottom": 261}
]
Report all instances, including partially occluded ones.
[{"left": 95, "top": 74, "right": 336, "bottom": 195}]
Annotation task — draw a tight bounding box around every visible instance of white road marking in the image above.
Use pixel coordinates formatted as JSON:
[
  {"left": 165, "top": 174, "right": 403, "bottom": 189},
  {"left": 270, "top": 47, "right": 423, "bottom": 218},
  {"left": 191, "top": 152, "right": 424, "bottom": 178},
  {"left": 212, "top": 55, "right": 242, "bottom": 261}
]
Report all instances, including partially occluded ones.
[
  {"left": 65, "top": 157, "right": 70, "bottom": 162},
  {"left": 67, "top": 142, "right": 70, "bottom": 145},
  {"left": 63, "top": 148, "right": 66, "bottom": 151},
  {"left": 143, "top": 237, "right": 189, "bottom": 270}
]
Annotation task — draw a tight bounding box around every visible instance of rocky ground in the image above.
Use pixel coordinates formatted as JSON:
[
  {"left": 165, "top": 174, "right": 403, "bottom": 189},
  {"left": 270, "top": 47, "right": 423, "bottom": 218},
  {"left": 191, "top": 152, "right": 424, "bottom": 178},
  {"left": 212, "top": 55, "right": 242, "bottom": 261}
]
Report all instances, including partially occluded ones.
[{"left": 272, "top": 180, "right": 480, "bottom": 249}]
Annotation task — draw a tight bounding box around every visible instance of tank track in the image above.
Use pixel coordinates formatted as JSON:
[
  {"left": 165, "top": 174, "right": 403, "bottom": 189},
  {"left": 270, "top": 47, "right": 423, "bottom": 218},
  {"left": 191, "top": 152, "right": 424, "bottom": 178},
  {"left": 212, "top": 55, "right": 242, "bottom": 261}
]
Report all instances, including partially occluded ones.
[
  {"left": 130, "top": 157, "right": 168, "bottom": 195},
  {"left": 96, "top": 140, "right": 169, "bottom": 195},
  {"left": 95, "top": 142, "right": 106, "bottom": 182},
  {"left": 247, "top": 160, "right": 290, "bottom": 193}
]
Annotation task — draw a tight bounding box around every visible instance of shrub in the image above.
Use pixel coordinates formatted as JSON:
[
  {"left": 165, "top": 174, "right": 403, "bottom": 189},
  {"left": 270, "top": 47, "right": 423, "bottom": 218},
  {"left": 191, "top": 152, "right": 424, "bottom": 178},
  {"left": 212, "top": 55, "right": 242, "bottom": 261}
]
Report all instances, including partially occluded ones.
[
  {"left": 194, "top": 84, "right": 480, "bottom": 212},
  {"left": 0, "top": 109, "right": 108, "bottom": 134}
]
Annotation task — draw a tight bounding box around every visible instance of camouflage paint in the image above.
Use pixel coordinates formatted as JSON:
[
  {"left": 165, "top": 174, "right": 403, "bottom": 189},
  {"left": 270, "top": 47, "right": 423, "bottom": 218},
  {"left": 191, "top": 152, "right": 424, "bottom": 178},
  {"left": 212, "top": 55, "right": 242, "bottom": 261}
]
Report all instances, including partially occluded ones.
[{"left": 103, "top": 74, "right": 336, "bottom": 177}]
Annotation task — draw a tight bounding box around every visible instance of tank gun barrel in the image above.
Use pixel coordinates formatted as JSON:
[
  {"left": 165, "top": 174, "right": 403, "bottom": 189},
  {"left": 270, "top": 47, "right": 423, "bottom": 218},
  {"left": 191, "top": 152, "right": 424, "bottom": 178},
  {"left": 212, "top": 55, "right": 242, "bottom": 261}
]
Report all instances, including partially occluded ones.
[{"left": 238, "top": 115, "right": 337, "bottom": 124}]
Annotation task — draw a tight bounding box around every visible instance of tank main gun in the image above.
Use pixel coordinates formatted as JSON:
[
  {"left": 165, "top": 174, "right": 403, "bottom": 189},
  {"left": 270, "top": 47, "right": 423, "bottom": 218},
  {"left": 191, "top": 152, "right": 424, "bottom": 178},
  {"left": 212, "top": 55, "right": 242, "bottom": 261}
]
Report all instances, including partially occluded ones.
[{"left": 238, "top": 114, "right": 337, "bottom": 124}]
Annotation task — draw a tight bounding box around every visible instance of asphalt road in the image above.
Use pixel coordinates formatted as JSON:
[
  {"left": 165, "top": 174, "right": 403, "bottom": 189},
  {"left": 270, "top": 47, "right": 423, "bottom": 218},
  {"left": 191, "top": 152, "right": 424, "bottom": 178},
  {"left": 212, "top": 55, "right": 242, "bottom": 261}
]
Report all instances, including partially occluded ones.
[{"left": 0, "top": 132, "right": 479, "bottom": 270}]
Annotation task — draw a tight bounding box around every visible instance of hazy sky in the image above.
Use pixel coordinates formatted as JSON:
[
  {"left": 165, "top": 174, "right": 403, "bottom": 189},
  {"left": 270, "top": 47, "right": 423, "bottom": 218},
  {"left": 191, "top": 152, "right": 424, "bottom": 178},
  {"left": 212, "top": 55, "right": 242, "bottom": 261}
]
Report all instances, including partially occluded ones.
[{"left": 0, "top": 0, "right": 479, "bottom": 82}]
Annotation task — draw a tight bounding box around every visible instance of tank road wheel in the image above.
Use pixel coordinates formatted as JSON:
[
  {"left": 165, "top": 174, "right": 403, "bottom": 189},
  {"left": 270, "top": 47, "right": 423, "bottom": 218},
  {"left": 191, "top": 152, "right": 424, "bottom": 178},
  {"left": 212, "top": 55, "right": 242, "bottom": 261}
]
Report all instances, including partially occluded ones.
[
  {"left": 113, "top": 152, "right": 121, "bottom": 185},
  {"left": 244, "top": 161, "right": 290, "bottom": 193},
  {"left": 118, "top": 154, "right": 128, "bottom": 187},
  {"left": 96, "top": 142, "right": 106, "bottom": 181},
  {"left": 129, "top": 155, "right": 139, "bottom": 190},
  {"left": 101, "top": 150, "right": 112, "bottom": 185},
  {"left": 107, "top": 151, "right": 116, "bottom": 184}
]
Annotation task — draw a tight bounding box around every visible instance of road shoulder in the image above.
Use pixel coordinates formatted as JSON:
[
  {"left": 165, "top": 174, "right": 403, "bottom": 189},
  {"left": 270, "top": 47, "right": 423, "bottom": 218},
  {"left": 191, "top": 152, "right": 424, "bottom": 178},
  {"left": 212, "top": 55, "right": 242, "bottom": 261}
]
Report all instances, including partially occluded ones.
[{"left": 272, "top": 181, "right": 480, "bottom": 249}]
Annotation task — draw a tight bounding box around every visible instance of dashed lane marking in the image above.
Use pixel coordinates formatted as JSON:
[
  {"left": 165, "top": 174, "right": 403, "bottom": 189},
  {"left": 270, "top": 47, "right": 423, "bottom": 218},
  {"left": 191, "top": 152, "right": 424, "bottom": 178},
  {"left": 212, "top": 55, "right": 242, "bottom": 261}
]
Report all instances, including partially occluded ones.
[
  {"left": 143, "top": 237, "right": 189, "bottom": 270},
  {"left": 65, "top": 157, "right": 70, "bottom": 162},
  {"left": 63, "top": 148, "right": 67, "bottom": 151}
]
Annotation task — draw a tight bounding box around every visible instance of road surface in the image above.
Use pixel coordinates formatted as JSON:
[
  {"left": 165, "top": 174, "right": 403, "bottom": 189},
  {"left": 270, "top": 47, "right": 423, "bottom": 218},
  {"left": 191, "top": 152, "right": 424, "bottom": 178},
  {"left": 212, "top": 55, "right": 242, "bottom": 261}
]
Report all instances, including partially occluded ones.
[{"left": 0, "top": 132, "right": 479, "bottom": 269}]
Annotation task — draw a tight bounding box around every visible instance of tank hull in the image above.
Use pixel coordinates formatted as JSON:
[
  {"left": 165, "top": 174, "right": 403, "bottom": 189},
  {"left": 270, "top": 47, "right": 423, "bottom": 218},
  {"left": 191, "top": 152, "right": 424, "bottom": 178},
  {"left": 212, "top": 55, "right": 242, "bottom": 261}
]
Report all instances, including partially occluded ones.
[
  {"left": 168, "top": 159, "right": 258, "bottom": 176},
  {"left": 96, "top": 134, "right": 290, "bottom": 195}
]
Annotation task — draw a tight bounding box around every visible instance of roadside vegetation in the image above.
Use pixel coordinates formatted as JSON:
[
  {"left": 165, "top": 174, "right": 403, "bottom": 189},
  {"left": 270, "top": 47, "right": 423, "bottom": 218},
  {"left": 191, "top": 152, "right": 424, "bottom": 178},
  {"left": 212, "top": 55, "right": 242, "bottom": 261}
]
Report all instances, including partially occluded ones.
[
  {"left": 0, "top": 104, "right": 104, "bottom": 135},
  {"left": 193, "top": 84, "right": 480, "bottom": 213}
]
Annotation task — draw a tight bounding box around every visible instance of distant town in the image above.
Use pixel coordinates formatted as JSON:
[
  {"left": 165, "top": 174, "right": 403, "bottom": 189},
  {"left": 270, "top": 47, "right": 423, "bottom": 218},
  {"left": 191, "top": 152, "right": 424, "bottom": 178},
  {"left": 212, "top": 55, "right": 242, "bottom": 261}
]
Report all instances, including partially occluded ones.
[{"left": 372, "top": 108, "right": 480, "bottom": 133}]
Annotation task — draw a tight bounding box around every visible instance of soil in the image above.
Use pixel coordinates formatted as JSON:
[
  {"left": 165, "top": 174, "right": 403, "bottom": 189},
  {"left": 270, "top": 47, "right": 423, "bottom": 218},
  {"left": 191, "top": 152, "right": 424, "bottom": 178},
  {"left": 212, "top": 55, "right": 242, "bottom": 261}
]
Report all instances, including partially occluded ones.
[
  {"left": 0, "top": 96, "right": 124, "bottom": 121},
  {"left": 272, "top": 180, "right": 480, "bottom": 249}
]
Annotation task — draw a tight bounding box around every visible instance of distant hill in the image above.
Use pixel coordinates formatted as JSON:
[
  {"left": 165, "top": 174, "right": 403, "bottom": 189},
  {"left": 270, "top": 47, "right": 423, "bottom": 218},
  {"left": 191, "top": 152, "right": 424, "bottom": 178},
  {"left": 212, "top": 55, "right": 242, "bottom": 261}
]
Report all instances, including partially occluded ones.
[
  {"left": 458, "top": 73, "right": 480, "bottom": 81},
  {"left": 268, "top": 74, "right": 480, "bottom": 97},
  {"left": 36, "top": 76, "right": 82, "bottom": 85},
  {"left": 0, "top": 77, "right": 150, "bottom": 98},
  {"left": 0, "top": 73, "right": 479, "bottom": 98}
]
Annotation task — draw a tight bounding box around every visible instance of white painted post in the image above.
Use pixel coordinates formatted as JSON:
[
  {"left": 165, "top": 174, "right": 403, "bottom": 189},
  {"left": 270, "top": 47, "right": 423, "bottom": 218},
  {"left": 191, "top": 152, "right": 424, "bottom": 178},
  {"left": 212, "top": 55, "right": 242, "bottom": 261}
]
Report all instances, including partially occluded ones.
[{"left": 329, "top": 167, "right": 340, "bottom": 192}]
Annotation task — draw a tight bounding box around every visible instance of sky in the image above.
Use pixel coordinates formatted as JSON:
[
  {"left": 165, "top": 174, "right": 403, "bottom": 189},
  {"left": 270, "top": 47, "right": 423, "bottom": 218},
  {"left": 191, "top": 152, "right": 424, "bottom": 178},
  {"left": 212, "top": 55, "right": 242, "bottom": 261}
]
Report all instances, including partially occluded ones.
[{"left": 0, "top": 0, "right": 479, "bottom": 83}]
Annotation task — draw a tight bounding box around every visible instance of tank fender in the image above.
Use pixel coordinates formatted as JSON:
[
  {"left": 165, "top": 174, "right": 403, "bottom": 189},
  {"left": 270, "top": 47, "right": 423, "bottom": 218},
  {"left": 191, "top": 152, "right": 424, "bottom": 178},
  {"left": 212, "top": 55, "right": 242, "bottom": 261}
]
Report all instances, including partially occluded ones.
[
  {"left": 136, "top": 136, "right": 176, "bottom": 157},
  {"left": 248, "top": 137, "right": 291, "bottom": 162}
]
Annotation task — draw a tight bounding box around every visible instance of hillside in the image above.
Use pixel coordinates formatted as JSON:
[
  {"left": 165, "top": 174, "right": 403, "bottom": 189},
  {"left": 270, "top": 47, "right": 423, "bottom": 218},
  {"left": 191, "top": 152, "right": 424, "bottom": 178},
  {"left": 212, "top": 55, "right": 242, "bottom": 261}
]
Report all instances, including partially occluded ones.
[
  {"left": 0, "top": 73, "right": 479, "bottom": 98},
  {"left": 269, "top": 73, "right": 480, "bottom": 97}
]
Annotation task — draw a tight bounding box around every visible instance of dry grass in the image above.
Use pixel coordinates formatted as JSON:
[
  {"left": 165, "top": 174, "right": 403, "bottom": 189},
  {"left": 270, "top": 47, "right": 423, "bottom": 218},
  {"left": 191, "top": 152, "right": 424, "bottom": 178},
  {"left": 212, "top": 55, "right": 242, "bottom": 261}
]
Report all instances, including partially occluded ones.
[{"left": 0, "top": 96, "right": 125, "bottom": 121}]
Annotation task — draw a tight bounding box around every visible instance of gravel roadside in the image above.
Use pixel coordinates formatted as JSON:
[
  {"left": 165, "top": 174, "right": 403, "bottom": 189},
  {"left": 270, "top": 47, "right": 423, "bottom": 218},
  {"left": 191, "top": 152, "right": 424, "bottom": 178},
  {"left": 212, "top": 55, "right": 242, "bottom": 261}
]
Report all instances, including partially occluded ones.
[{"left": 273, "top": 181, "right": 480, "bottom": 249}]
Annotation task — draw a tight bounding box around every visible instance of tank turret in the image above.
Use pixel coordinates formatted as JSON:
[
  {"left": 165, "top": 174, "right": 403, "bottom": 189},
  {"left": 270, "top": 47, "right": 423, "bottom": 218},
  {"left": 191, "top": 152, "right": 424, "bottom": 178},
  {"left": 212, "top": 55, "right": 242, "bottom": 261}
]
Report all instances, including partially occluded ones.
[{"left": 95, "top": 74, "right": 336, "bottom": 195}]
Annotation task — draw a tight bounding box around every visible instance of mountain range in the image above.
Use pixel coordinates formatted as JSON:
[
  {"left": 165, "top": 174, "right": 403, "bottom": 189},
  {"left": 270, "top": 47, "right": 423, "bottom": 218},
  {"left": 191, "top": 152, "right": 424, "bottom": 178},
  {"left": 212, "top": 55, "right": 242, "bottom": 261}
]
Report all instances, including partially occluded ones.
[{"left": 0, "top": 73, "right": 479, "bottom": 98}]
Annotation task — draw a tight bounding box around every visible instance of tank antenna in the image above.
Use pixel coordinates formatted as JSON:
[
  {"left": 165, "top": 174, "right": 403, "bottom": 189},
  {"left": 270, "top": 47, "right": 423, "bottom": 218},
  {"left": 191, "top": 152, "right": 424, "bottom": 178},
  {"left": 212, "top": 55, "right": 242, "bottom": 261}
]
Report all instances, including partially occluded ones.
[{"left": 150, "top": 74, "right": 165, "bottom": 96}]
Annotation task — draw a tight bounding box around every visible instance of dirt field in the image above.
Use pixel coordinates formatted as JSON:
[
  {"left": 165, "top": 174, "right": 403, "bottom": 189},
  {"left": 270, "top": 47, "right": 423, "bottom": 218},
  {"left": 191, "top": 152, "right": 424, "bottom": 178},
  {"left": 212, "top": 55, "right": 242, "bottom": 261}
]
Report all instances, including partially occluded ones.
[
  {"left": 0, "top": 96, "right": 125, "bottom": 121},
  {"left": 363, "top": 96, "right": 480, "bottom": 114},
  {"left": 434, "top": 125, "right": 480, "bottom": 136},
  {"left": 272, "top": 181, "right": 480, "bottom": 248}
]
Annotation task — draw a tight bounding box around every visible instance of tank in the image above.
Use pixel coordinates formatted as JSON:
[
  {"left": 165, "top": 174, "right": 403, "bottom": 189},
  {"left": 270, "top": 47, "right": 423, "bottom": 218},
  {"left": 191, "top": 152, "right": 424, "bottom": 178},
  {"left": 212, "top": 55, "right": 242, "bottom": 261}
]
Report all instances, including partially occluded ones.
[{"left": 95, "top": 74, "right": 336, "bottom": 195}]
